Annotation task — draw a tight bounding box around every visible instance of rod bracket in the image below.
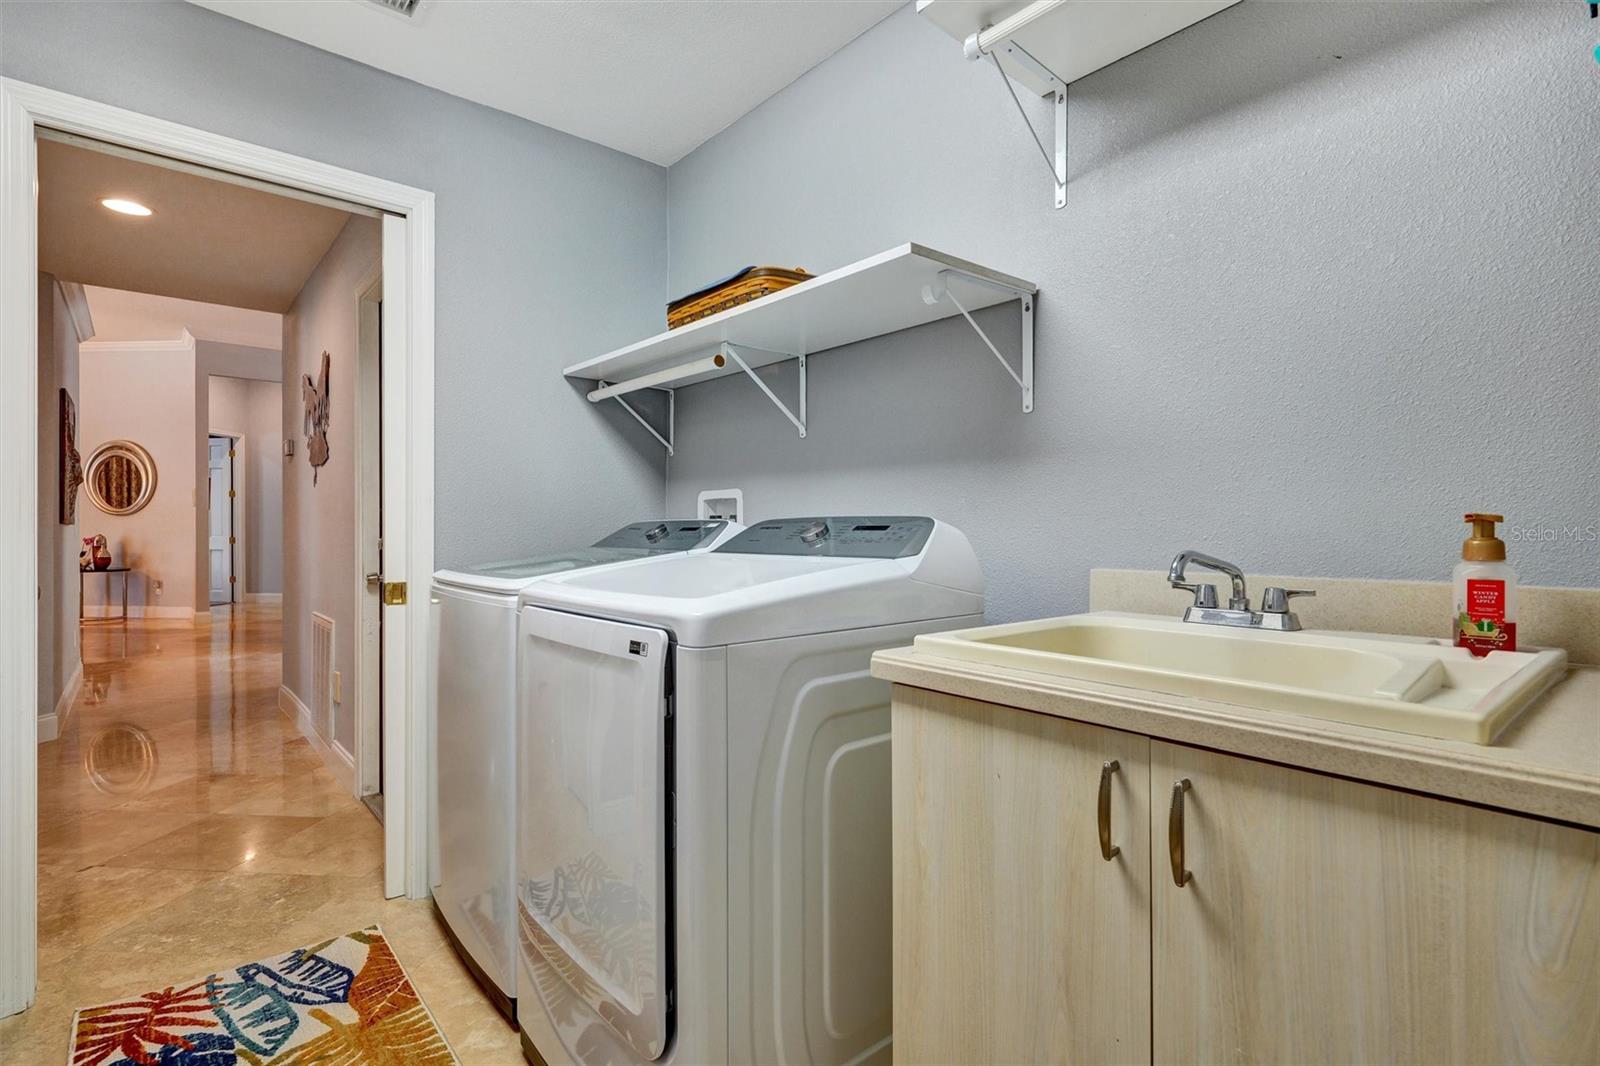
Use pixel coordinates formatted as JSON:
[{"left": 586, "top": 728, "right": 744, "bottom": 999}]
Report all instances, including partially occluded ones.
[
  {"left": 975, "top": 35, "right": 1067, "bottom": 209},
  {"left": 921, "top": 270, "right": 1035, "bottom": 412},
  {"left": 723, "top": 343, "right": 807, "bottom": 438},
  {"left": 597, "top": 383, "right": 675, "bottom": 455}
]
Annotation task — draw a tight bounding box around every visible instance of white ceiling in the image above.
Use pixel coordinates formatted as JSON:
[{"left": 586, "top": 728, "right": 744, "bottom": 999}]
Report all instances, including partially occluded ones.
[
  {"left": 83, "top": 287, "right": 282, "bottom": 350},
  {"left": 188, "top": 0, "right": 903, "bottom": 166},
  {"left": 38, "top": 138, "right": 354, "bottom": 313}
]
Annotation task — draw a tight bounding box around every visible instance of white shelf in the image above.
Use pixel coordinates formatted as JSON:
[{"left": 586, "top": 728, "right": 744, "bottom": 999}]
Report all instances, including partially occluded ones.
[
  {"left": 917, "top": 0, "right": 1240, "bottom": 96},
  {"left": 918, "top": 0, "right": 1239, "bottom": 208},
  {"left": 566, "top": 244, "right": 1037, "bottom": 452},
  {"left": 565, "top": 243, "right": 1034, "bottom": 387}
]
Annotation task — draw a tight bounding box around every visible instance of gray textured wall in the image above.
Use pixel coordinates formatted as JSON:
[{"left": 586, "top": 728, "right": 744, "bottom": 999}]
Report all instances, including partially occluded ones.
[
  {"left": 2, "top": 0, "right": 670, "bottom": 569},
  {"left": 665, "top": 3, "right": 1600, "bottom": 621}
]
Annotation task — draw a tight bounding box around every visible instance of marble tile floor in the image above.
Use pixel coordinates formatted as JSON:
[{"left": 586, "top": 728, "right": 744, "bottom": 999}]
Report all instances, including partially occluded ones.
[{"left": 0, "top": 604, "right": 522, "bottom": 1064}]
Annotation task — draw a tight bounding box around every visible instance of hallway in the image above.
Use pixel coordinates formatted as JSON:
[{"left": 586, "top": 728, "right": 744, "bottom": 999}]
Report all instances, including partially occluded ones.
[{"left": 1, "top": 605, "right": 519, "bottom": 1063}]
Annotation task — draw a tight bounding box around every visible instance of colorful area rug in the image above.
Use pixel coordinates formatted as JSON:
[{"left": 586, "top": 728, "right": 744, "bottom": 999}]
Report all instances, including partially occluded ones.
[{"left": 68, "top": 926, "right": 457, "bottom": 1066}]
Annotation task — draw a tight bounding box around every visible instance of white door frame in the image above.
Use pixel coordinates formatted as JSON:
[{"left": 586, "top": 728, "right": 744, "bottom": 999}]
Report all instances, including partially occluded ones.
[{"left": 0, "top": 78, "right": 437, "bottom": 1017}]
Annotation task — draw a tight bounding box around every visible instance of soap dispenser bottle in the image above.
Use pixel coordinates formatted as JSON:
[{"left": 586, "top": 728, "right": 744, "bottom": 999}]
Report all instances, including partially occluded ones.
[{"left": 1453, "top": 512, "right": 1517, "bottom": 656}]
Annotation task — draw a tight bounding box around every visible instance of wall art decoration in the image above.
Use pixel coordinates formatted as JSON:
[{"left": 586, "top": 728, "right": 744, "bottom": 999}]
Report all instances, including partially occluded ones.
[
  {"left": 85, "top": 440, "right": 158, "bottom": 516},
  {"left": 302, "top": 349, "right": 331, "bottom": 484},
  {"left": 60, "top": 387, "right": 83, "bottom": 524}
]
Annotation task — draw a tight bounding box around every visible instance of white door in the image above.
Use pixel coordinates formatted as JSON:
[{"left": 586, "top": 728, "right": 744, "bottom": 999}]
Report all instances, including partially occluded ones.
[
  {"left": 518, "top": 607, "right": 672, "bottom": 1061},
  {"left": 357, "top": 275, "right": 383, "bottom": 799},
  {"left": 207, "top": 436, "right": 233, "bottom": 605}
]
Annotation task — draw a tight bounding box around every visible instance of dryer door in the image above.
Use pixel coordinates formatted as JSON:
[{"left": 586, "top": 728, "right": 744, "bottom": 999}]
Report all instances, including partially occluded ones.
[{"left": 518, "top": 607, "right": 672, "bottom": 1060}]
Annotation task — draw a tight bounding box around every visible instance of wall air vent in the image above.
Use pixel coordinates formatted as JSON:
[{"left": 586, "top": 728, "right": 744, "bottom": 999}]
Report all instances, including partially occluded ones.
[
  {"left": 366, "top": 0, "right": 422, "bottom": 18},
  {"left": 312, "top": 612, "right": 335, "bottom": 737}
]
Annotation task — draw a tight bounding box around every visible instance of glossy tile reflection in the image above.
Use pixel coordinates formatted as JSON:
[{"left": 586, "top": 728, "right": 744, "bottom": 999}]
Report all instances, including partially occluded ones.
[{"left": 0, "top": 604, "right": 520, "bottom": 1064}]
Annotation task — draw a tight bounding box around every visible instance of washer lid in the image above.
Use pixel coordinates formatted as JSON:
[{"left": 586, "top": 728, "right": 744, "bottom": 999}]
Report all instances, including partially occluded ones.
[
  {"left": 433, "top": 519, "right": 735, "bottom": 594},
  {"left": 434, "top": 547, "right": 654, "bottom": 594},
  {"left": 522, "top": 518, "right": 984, "bottom": 646}
]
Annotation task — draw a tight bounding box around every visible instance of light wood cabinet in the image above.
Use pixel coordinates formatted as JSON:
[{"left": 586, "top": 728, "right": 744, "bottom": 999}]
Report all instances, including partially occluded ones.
[
  {"left": 892, "top": 687, "right": 1152, "bottom": 1065},
  {"left": 892, "top": 687, "right": 1600, "bottom": 1066},
  {"left": 1150, "top": 739, "right": 1600, "bottom": 1066}
]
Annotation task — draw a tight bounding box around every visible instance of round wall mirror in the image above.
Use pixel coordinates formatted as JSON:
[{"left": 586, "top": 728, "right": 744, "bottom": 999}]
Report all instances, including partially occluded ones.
[{"left": 84, "top": 440, "right": 158, "bottom": 516}]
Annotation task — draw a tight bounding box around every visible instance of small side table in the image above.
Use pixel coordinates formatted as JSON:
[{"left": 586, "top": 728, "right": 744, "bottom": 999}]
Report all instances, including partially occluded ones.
[{"left": 80, "top": 566, "right": 133, "bottom": 626}]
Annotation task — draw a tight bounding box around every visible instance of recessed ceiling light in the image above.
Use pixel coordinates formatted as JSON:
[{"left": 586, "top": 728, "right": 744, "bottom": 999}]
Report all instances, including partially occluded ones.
[{"left": 100, "top": 198, "right": 153, "bottom": 217}]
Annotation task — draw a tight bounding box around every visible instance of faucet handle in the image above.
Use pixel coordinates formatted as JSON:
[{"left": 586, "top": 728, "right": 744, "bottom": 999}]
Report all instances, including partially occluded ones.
[
  {"left": 1261, "top": 587, "right": 1315, "bottom": 614},
  {"left": 1172, "top": 582, "right": 1219, "bottom": 610}
]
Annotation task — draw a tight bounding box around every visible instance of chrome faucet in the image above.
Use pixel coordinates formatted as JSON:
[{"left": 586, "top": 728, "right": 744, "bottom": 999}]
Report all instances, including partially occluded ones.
[{"left": 1167, "top": 550, "right": 1315, "bottom": 632}]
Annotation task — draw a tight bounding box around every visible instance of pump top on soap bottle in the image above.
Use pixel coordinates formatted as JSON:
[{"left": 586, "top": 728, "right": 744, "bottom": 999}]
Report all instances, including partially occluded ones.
[{"left": 1453, "top": 512, "right": 1517, "bottom": 656}]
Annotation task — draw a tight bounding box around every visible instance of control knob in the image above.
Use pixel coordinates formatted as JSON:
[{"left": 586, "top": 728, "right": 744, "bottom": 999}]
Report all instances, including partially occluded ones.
[{"left": 799, "top": 520, "right": 830, "bottom": 546}]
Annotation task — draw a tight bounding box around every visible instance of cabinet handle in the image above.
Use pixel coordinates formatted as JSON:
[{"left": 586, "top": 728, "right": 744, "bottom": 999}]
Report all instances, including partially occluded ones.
[
  {"left": 1098, "top": 760, "right": 1121, "bottom": 861},
  {"left": 1169, "top": 778, "right": 1192, "bottom": 887}
]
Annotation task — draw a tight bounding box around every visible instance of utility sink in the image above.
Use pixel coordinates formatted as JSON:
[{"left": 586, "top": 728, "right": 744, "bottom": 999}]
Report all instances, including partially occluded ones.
[{"left": 914, "top": 612, "right": 1569, "bottom": 744}]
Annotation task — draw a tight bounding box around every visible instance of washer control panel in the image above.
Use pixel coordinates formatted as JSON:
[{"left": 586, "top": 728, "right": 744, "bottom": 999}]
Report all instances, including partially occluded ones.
[
  {"left": 717, "top": 517, "right": 934, "bottom": 558},
  {"left": 592, "top": 520, "right": 728, "bottom": 552}
]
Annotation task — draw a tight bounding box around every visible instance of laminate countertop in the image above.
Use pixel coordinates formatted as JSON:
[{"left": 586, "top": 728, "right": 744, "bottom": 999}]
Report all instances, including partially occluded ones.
[{"left": 871, "top": 646, "right": 1600, "bottom": 830}]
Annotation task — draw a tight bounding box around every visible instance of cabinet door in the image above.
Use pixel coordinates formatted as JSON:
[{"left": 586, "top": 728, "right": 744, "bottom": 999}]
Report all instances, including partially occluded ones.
[
  {"left": 893, "top": 687, "right": 1151, "bottom": 1065},
  {"left": 1151, "top": 740, "right": 1600, "bottom": 1065}
]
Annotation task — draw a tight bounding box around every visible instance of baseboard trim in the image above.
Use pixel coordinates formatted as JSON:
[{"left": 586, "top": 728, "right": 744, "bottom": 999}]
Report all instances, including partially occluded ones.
[
  {"left": 37, "top": 661, "right": 86, "bottom": 744},
  {"left": 55, "top": 661, "right": 82, "bottom": 736},
  {"left": 245, "top": 592, "right": 283, "bottom": 604},
  {"left": 278, "top": 684, "right": 357, "bottom": 795}
]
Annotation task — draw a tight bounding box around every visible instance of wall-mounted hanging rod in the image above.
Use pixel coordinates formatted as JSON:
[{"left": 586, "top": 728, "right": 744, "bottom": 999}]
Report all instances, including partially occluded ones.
[
  {"left": 922, "top": 270, "right": 1034, "bottom": 412},
  {"left": 587, "top": 352, "right": 726, "bottom": 402},
  {"left": 961, "top": 0, "right": 1067, "bottom": 59}
]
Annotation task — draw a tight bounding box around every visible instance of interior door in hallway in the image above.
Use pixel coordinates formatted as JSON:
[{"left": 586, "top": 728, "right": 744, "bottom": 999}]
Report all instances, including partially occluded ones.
[
  {"left": 207, "top": 435, "right": 234, "bottom": 605},
  {"left": 356, "top": 272, "right": 383, "bottom": 802}
]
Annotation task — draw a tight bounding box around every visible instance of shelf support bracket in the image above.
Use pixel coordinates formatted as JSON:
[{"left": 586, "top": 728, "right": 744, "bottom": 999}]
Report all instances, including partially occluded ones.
[
  {"left": 971, "top": 35, "right": 1067, "bottom": 209},
  {"left": 722, "top": 343, "right": 807, "bottom": 438},
  {"left": 923, "top": 270, "right": 1035, "bottom": 413},
  {"left": 599, "top": 383, "right": 675, "bottom": 456}
]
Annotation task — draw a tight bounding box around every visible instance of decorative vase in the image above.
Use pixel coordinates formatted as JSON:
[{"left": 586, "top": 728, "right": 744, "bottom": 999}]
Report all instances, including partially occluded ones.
[{"left": 90, "top": 534, "right": 112, "bottom": 571}]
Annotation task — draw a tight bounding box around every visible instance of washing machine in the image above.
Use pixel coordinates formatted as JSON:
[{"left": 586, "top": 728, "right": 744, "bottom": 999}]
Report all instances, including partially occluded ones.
[
  {"left": 429, "top": 519, "right": 740, "bottom": 1020},
  {"left": 514, "top": 516, "right": 984, "bottom": 1064}
]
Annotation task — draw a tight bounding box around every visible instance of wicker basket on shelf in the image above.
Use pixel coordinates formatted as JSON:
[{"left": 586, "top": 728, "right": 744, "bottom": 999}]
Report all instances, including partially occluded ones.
[{"left": 667, "top": 266, "right": 813, "bottom": 329}]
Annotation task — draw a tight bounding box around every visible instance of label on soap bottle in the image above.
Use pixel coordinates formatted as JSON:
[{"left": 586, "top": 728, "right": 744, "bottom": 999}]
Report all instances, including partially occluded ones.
[{"left": 1457, "top": 579, "right": 1516, "bottom": 656}]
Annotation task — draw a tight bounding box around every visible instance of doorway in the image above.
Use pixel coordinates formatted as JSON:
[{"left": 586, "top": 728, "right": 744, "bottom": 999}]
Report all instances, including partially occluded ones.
[
  {"left": 207, "top": 434, "right": 235, "bottom": 606},
  {"left": 0, "top": 77, "right": 437, "bottom": 1019}
]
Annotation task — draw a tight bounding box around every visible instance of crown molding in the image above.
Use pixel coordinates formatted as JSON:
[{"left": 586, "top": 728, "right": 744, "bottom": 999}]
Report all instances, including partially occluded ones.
[
  {"left": 79, "top": 328, "right": 196, "bottom": 354},
  {"left": 55, "top": 280, "right": 94, "bottom": 343}
]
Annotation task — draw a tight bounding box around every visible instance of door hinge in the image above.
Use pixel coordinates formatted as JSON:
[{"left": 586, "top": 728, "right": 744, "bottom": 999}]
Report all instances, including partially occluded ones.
[
  {"left": 382, "top": 580, "right": 407, "bottom": 606},
  {"left": 228, "top": 489, "right": 237, "bottom": 498},
  {"left": 228, "top": 536, "right": 236, "bottom": 545},
  {"left": 228, "top": 449, "right": 236, "bottom": 458},
  {"left": 229, "top": 575, "right": 236, "bottom": 583}
]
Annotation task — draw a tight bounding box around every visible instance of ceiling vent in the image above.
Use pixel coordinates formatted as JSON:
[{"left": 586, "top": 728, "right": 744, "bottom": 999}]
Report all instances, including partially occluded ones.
[{"left": 366, "top": 0, "right": 422, "bottom": 18}]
